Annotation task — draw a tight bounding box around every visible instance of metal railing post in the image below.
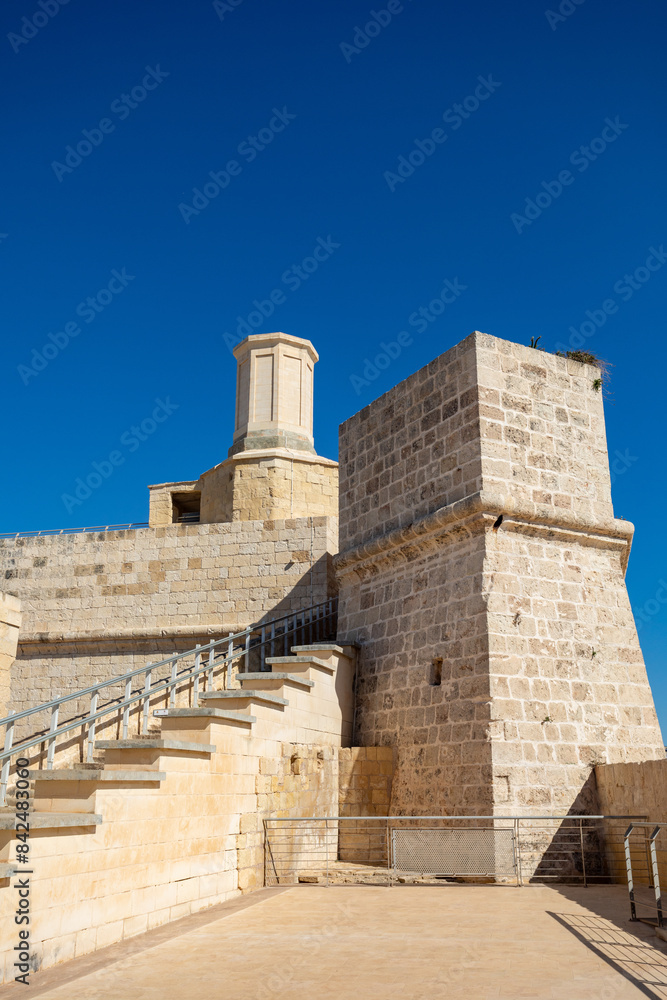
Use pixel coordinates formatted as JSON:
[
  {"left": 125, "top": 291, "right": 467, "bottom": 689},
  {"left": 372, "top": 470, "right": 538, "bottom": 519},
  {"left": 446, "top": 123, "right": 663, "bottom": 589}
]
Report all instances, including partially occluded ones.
[
  {"left": 516, "top": 818, "right": 523, "bottom": 887},
  {"left": 122, "top": 677, "right": 132, "bottom": 738},
  {"left": 142, "top": 664, "right": 152, "bottom": 735},
  {"left": 86, "top": 692, "right": 99, "bottom": 763},
  {"left": 624, "top": 824, "right": 637, "bottom": 921},
  {"left": 169, "top": 658, "right": 178, "bottom": 709},
  {"left": 650, "top": 826, "right": 663, "bottom": 927},
  {"left": 1, "top": 713, "right": 15, "bottom": 806},
  {"left": 580, "top": 818, "right": 587, "bottom": 888},
  {"left": 244, "top": 629, "right": 251, "bottom": 674},
  {"left": 270, "top": 622, "right": 275, "bottom": 662},
  {"left": 227, "top": 635, "right": 234, "bottom": 689},
  {"left": 46, "top": 704, "right": 59, "bottom": 769},
  {"left": 325, "top": 819, "right": 330, "bottom": 887},
  {"left": 260, "top": 627, "right": 266, "bottom": 672},
  {"left": 207, "top": 647, "right": 214, "bottom": 689},
  {"left": 193, "top": 646, "right": 201, "bottom": 706}
]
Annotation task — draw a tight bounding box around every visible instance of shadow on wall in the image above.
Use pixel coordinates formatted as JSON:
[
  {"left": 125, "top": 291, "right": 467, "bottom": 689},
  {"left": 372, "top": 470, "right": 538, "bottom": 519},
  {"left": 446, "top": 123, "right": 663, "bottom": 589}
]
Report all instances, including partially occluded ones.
[
  {"left": 6, "top": 558, "right": 338, "bottom": 770},
  {"left": 529, "top": 772, "right": 603, "bottom": 883}
]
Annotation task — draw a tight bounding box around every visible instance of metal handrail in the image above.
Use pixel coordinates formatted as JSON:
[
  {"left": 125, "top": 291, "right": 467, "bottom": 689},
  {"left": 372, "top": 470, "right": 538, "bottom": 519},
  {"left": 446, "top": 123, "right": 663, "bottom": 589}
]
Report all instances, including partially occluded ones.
[
  {"left": 264, "top": 814, "right": 648, "bottom": 888},
  {"left": 0, "top": 523, "right": 150, "bottom": 539},
  {"left": 0, "top": 597, "right": 337, "bottom": 803},
  {"left": 624, "top": 821, "right": 667, "bottom": 926}
]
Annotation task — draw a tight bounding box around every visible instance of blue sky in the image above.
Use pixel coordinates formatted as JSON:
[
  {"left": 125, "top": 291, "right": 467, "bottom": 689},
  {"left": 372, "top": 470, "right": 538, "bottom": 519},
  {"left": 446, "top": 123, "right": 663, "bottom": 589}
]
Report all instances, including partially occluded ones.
[{"left": 2, "top": 0, "right": 666, "bottom": 726}]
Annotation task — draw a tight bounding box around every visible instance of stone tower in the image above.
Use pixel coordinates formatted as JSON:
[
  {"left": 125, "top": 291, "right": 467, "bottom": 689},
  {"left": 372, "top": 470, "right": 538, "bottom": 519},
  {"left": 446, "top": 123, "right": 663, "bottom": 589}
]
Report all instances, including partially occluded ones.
[
  {"left": 148, "top": 332, "right": 338, "bottom": 525},
  {"left": 335, "top": 331, "right": 663, "bottom": 816},
  {"left": 231, "top": 332, "right": 317, "bottom": 455}
]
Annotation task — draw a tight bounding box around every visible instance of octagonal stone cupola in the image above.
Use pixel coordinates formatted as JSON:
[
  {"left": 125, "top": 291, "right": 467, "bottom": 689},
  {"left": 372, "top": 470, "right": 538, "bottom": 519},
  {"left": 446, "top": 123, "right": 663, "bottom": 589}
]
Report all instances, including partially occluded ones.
[{"left": 230, "top": 332, "right": 318, "bottom": 456}]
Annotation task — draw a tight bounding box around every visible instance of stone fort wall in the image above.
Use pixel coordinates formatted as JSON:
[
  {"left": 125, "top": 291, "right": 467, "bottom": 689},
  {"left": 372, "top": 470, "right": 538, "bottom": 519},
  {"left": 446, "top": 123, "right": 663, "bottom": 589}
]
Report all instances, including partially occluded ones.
[{"left": 336, "top": 331, "right": 663, "bottom": 817}]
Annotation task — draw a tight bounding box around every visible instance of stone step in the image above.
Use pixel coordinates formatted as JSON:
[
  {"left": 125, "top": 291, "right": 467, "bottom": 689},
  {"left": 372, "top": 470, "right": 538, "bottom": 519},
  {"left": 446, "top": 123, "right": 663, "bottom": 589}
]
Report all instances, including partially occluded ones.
[
  {"left": 0, "top": 812, "right": 103, "bottom": 830},
  {"left": 236, "top": 672, "right": 314, "bottom": 691},
  {"left": 95, "top": 738, "right": 215, "bottom": 753},
  {"left": 156, "top": 708, "right": 255, "bottom": 727},
  {"left": 290, "top": 644, "right": 356, "bottom": 661},
  {"left": 200, "top": 690, "right": 288, "bottom": 709},
  {"left": 264, "top": 656, "right": 335, "bottom": 675},
  {"left": 28, "top": 769, "right": 167, "bottom": 783}
]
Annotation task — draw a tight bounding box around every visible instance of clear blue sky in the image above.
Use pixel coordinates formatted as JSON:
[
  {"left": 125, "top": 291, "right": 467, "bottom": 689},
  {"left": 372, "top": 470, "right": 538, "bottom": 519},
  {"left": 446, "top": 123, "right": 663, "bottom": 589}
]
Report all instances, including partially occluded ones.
[{"left": 2, "top": 0, "right": 666, "bottom": 727}]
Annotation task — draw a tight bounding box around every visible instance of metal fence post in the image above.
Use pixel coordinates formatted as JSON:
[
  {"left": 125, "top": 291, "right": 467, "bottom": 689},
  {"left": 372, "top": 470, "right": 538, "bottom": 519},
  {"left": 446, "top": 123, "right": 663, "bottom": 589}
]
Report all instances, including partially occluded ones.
[
  {"left": 0, "top": 713, "right": 15, "bottom": 806},
  {"left": 86, "top": 692, "right": 99, "bottom": 762},
  {"left": 326, "top": 819, "right": 330, "bottom": 887},
  {"left": 142, "top": 664, "right": 152, "bottom": 735},
  {"left": 624, "top": 824, "right": 637, "bottom": 921},
  {"left": 227, "top": 635, "right": 234, "bottom": 688},
  {"left": 580, "top": 818, "right": 587, "bottom": 888},
  {"left": 516, "top": 818, "right": 523, "bottom": 887},
  {"left": 122, "top": 676, "right": 132, "bottom": 738},
  {"left": 193, "top": 646, "right": 201, "bottom": 705},
  {"left": 208, "top": 647, "right": 215, "bottom": 689},
  {"left": 46, "top": 704, "right": 59, "bottom": 769},
  {"left": 650, "top": 826, "right": 663, "bottom": 927}
]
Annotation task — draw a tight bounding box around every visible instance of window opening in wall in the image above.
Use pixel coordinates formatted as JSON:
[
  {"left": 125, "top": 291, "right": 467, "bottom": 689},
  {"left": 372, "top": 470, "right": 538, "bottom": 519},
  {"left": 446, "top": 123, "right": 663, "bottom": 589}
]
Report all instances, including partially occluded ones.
[
  {"left": 430, "top": 657, "right": 443, "bottom": 686},
  {"left": 172, "top": 492, "right": 201, "bottom": 524}
]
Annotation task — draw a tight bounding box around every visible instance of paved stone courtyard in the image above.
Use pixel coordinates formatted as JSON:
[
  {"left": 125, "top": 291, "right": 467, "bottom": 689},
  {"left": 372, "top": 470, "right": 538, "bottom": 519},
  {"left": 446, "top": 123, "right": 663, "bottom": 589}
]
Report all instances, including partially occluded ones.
[{"left": 2, "top": 884, "right": 667, "bottom": 999}]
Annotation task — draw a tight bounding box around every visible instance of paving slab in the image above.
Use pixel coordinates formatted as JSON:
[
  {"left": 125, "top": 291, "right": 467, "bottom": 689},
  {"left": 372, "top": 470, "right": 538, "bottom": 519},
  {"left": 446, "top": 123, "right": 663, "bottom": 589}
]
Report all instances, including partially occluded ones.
[{"left": 2, "top": 884, "right": 667, "bottom": 999}]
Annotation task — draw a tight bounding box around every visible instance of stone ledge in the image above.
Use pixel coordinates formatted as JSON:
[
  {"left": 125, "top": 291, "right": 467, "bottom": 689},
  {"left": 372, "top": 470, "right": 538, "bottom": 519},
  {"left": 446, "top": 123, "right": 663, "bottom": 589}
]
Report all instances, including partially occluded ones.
[
  {"left": 335, "top": 490, "right": 634, "bottom": 578},
  {"left": 159, "top": 708, "right": 256, "bottom": 725},
  {"left": 237, "top": 672, "right": 314, "bottom": 689},
  {"left": 265, "top": 656, "right": 336, "bottom": 674},
  {"left": 95, "top": 739, "right": 215, "bottom": 753},
  {"left": 0, "top": 812, "right": 103, "bottom": 830},
  {"left": 200, "top": 691, "right": 288, "bottom": 707},
  {"left": 28, "top": 769, "right": 167, "bottom": 783},
  {"left": 17, "top": 625, "right": 244, "bottom": 647}
]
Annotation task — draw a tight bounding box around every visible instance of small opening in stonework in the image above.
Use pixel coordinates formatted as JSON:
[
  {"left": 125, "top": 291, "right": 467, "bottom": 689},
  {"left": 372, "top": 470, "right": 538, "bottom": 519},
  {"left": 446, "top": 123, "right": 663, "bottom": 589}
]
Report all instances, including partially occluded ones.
[
  {"left": 493, "top": 514, "right": 504, "bottom": 530},
  {"left": 430, "top": 658, "right": 443, "bottom": 686},
  {"left": 172, "top": 492, "right": 201, "bottom": 524}
]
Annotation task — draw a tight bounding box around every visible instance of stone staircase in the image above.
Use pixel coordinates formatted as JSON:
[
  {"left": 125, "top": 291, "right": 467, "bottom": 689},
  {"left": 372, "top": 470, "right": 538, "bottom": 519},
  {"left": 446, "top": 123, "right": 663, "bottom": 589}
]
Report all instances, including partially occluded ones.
[{"left": 0, "top": 642, "right": 356, "bottom": 982}]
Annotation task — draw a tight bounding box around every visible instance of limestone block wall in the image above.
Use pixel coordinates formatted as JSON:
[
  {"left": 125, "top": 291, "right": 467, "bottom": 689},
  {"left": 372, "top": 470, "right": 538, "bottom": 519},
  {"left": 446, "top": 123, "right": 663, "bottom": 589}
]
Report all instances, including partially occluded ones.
[
  {"left": 148, "top": 480, "right": 201, "bottom": 527},
  {"left": 338, "top": 528, "right": 493, "bottom": 816},
  {"left": 595, "top": 759, "right": 667, "bottom": 821},
  {"left": 0, "top": 516, "right": 337, "bottom": 729},
  {"left": 336, "top": 331, "right": 663, "bottom": 819},
  {"left": 0, "top": 594, "right": 20, "bottom": 720},
  {"left": 339, "top": 335, "right": 480, "bottom": 552},
  {"left": 0, "top": 657, "right": 350, "bottom": 983},
  {"left": 200, "top": 452, "right": 338, "bottom": 523},
  {"left": 595, "top": 759, "right": 667, "bottom": 884},
  {"left": 338, "top": 746, "right": 395, "bottom": 864},
  {"left": 485, "top": 521, "right": 661, "bottom": 814}
]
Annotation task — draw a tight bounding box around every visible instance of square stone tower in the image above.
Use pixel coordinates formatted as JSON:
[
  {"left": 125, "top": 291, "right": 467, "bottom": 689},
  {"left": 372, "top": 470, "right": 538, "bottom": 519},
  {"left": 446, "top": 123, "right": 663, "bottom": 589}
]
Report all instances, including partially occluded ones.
[{"left": 335, "top": 331, "right": 663, "bottom": 816}]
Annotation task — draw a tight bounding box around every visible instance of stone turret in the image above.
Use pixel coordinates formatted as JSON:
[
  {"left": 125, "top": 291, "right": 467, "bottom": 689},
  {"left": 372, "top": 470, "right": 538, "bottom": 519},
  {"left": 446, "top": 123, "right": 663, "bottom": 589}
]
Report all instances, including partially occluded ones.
[
  {"left": 148, "top": 332, "right": 338, "bottom": 525},
  {"left": 231, "top": 332, "right": 318, "bottom": 456}
]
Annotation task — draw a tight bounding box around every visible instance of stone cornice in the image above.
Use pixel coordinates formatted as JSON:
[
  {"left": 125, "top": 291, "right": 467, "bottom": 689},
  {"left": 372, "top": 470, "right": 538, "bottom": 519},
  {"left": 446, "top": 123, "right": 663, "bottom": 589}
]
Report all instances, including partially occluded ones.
[
  {"left": 199, "top": 449, "right": 338, "bottom": 478},
  {"left": 334, "top": 491, "right": 634, "bottom": 579},
  {"left": 17, "top": 623, "right": 245, "bottom": 650}
]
